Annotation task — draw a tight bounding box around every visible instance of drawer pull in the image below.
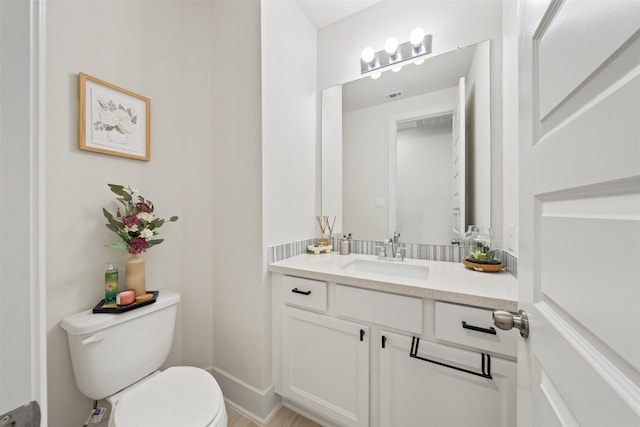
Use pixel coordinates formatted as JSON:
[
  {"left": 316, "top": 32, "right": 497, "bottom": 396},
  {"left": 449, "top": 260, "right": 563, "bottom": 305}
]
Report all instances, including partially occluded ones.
[
  {"left": 360, "top": 329, "right": 365, "bottom": 342},
  {"left": 291, "top": 288, "right": 311, "bottom": 295},
  {"left": 462, "top": 321, "right": 497, "bottom": 335},
  {"left": 381, "top": 335, "right": 387, "bottom": 349},
  {"left": 410, "top": 337, "right": 492, "bottom": 380}
]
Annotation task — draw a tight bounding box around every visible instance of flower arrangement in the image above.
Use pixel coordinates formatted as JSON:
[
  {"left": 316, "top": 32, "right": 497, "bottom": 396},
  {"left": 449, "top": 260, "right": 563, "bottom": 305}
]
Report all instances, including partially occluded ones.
[
  {"left": 93, "top": 99, "right": 137, "bottom": 137},
  {"left": 103, "top": 184, "right": 178, "bottom": 254}
]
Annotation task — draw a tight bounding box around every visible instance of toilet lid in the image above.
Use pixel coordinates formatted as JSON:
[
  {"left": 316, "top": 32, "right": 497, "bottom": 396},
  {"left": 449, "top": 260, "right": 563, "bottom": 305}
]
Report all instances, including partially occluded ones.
[{"left": 114, "top": 366, "right": 224, "bottom": 427}]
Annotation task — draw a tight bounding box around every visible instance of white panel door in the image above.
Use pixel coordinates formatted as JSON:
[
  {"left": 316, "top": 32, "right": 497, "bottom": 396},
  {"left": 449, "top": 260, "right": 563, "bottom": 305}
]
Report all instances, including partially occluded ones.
[
  {"left": 517, "top": 1, "right": 640, "bottom": 425},
  {"left": 452, "top": 77, "right": 466, "bottom": 241},
  {"left": 282, "top": 306, "right": 369, "bottom": 427}
]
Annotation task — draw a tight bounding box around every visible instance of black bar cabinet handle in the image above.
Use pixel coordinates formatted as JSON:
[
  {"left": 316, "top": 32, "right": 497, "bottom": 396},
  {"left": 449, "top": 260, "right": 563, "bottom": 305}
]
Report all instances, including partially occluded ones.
[
  {"left": 291, "top": 288, "right": 311, "bottom": 295},
  {"left": 409, "top": 336, "right": 492, "bottom": 380},
  {"left": 381, "top": 335, "right": 387, "bottom": 349},
  {"left": 462, "top": 321, "right": 497, "bottom": 335},
  {"left": 360, "top": 329, "right": 365, "bottom": 342}
]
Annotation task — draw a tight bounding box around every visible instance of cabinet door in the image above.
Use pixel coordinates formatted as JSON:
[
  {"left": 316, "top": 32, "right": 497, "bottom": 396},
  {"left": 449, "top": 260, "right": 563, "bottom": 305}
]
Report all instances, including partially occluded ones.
[
  {"left": 379, "top": 331, "right": 516, "bottom": 427},
  {"left": 282, "top": 306, "right": 369, "bottom": 427}
]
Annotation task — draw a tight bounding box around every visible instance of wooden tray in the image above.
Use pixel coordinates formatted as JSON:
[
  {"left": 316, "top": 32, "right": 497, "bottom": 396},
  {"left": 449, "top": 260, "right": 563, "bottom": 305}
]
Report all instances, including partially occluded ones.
[
  {"left": 92, "top": 291, "right": 158, "bottom": 314},
  {"left": 307, "top": 244, "right": 333, "bottom": 254},
  {"left": 463, "top": 259, "right": 505, "bottom": 272}
]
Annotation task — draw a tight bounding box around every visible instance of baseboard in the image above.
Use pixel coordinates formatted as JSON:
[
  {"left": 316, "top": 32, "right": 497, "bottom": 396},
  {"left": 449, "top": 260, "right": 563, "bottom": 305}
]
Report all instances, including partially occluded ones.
[
  {"left": 281, "top": 399, "right": 339, "bottom": 427},
  {"left": 207, "top": 366, "right": 280, "bottom": 426}
]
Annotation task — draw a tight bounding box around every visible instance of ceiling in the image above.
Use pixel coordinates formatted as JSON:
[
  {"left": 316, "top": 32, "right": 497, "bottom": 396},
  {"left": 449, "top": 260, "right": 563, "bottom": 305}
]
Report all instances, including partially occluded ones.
[{"left": 296, "top": 0, "right": 383, "bottom": 29}]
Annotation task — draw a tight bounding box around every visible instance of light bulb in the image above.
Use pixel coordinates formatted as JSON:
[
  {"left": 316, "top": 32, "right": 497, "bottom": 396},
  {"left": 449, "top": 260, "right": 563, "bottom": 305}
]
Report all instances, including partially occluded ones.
[
  {"left": 392, "top": 65, "right": 402, "bottom": 72},
  {"left": 409, "top": 27, "right": 425, "bottom": 47},
  {"left": 414, "top": 58, "right": 425, "bottom": 65},
  {"left": 384, "top": 37, "right": 399, "bottom": 56},
  {"left": 371, "top": 71, "right": 382, "bottom": 80},
  {"left": 361, "top": 47, "right": 375, "bottom": 65}
]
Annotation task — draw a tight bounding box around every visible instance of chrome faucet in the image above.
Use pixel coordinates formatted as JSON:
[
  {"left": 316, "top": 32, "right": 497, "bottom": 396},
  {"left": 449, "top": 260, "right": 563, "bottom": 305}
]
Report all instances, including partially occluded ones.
[
  {"left": 392, "top": 231, "right": 400, "bottom": 245},
  {"left": 377, "top": 232, "right": 404, "bottom": 262}
]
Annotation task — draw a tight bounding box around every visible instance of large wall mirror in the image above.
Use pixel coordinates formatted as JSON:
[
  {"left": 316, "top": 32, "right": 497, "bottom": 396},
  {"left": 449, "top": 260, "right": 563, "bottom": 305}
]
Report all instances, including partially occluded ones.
[{"left": 321, "top": 40, "right": 491, "bottom": 246}]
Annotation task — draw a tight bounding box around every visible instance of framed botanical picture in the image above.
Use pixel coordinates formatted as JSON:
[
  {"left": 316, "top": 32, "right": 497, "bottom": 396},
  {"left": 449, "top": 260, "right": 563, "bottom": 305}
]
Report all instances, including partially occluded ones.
[{"left": 78, "top": 73, "right": 150, "bottom": 161}]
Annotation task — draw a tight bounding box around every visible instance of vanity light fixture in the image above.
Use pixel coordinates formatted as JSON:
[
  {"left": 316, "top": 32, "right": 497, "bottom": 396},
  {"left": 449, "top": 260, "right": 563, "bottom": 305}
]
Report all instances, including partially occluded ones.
[
  {"left": 409, "top": 28, "right": 426, "bottom": 53},
  {"left": 360, "top": 46, "right": 379, "bottom": 71},
  {"left": 384, "top": 37, "right": 400, "bottom": 61},
  {"left": 360, "top": 28, "right": 432, "bottom": 78},
  {"left": 410, "top": 27, "right": 427, "bottom": 65}
]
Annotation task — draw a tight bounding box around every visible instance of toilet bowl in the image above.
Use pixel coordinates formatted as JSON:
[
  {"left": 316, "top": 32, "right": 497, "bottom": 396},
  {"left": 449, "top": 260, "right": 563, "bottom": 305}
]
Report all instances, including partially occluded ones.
[
  {"left": 108, "top": 367, "right": 227, "bottom": 427},
  {"left": 61, "top": 290, "right": 227, "bottom": 427}
]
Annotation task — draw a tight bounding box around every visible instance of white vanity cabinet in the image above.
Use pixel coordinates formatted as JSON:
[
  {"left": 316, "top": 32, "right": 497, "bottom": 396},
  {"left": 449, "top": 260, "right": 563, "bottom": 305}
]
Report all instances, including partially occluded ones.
[{"left": 272, "top": 270, "right": 518, "bottom": 427}]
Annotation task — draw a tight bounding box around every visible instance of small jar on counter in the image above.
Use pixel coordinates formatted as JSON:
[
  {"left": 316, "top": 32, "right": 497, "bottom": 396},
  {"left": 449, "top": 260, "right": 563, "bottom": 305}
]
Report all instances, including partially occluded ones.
[{"left": 340, "top": 235, "right": 350, "bottom": 255}]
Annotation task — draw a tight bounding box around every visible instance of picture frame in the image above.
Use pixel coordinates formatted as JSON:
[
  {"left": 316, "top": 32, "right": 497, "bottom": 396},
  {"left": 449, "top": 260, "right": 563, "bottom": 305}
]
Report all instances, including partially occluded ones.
[{"left": 78, "top": 73, "right": 151, "bottom": 161}]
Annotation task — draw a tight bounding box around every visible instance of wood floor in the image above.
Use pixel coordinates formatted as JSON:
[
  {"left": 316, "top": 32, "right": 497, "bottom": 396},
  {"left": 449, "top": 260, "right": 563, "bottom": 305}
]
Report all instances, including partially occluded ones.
[{"left": 226, "top": 404, "right": 322, "bottom": 427}]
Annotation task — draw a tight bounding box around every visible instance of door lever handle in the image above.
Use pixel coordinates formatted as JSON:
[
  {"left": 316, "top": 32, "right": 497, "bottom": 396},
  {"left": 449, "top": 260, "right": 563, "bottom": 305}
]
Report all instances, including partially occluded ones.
[{"left": 493, "top": 309, "right": 529, "bottom": 338}]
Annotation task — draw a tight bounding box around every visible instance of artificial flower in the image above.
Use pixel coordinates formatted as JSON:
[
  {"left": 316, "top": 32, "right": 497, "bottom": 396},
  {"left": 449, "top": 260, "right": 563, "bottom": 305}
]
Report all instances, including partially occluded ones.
[{"left": 103, "top": 184, "right": 178, "bottom": 254}]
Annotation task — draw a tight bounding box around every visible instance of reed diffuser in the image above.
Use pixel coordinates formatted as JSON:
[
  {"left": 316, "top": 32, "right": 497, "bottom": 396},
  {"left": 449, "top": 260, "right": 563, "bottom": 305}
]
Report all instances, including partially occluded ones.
[{"left": 316, "top": 215, "right": 336, "bottom": 247}]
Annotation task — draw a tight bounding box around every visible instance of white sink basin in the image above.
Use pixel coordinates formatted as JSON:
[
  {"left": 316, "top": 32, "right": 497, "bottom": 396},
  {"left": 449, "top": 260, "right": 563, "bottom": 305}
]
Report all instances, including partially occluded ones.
[{"left": 340, "top": 259, "right": 430, "bottom": 281}]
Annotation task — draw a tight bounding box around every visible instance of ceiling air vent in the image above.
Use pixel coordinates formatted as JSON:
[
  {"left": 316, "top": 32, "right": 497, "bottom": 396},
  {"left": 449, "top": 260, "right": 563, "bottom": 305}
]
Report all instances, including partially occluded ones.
[{"left": 383, "top": 91, "right": 403, "bottom": 100}]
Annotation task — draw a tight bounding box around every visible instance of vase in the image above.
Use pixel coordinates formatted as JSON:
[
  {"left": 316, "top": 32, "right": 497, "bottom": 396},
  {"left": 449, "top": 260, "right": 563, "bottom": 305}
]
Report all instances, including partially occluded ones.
[
  {"left": 464, "top": 226, "right": 493, "bottom": 261},
  {"left": 463, "top": 225, "right": 479, "bottom": 247},
  {"left": 318, "top": 232, "right": 331, "bottom": 247},
  {"left": 126, "top": 253, "right": 146, "bottom": 297}
]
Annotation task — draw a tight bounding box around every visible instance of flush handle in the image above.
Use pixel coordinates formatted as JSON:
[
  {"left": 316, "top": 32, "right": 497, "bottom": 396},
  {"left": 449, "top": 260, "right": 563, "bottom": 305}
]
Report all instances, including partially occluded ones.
[
  {"left": 493, "top": 309, "right": 529, "bottom": 338},
  {"left": 81, "top": 333, "right": 105, "bottom": 345}
]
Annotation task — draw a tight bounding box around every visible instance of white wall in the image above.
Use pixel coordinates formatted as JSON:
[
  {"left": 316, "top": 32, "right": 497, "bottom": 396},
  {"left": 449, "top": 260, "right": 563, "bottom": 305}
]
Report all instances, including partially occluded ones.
[
  {"left": 45, "top": 1, "right": 218, "bottom": 425},
  {"left": 256, "top": 0, "right": 317, "bottom": 419},
  {"left": 45, "top": 0, "right": 314, "bottom": 424},
  {"left": 318, "top": 0, "right": 508, "bottom": 245},
  {"left": 262, "top": 0, "right": 318, "bottom": 248},
  {"left": 209, "top": 0, "right": 278, "bottom": 421}
]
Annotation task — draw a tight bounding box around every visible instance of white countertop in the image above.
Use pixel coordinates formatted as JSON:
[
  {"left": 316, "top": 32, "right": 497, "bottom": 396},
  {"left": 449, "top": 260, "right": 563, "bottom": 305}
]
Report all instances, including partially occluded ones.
[{"left": 269, "top": 253, "right": 518, "bottom": 311}]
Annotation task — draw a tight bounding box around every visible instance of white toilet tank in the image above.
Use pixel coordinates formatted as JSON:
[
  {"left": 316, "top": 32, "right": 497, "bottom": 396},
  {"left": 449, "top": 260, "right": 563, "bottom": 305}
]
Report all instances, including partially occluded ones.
[{"left": 61, "top": 290, "right": 181, "bottom": 400}]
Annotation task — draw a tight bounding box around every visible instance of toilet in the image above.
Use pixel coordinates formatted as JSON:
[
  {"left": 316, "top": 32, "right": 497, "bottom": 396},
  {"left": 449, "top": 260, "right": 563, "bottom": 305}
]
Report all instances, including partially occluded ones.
[{"left": 61, "top": 289, "right": 227, "bottom": 427}]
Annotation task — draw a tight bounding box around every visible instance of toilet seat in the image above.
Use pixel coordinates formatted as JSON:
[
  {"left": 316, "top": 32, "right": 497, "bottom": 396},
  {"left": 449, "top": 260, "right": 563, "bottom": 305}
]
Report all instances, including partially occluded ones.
[{"left": 114, "top": 366, "right": 225, "bottom": 427}]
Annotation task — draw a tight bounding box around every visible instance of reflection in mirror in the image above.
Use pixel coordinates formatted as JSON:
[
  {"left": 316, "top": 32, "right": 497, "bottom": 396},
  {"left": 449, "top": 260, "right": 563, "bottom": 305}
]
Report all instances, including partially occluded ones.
[
  {"left": 322, "top": 40, "right": 491, "bottom": 246},
  {"left": 396, "top": 112, "right": 454, "bottom": 244}
]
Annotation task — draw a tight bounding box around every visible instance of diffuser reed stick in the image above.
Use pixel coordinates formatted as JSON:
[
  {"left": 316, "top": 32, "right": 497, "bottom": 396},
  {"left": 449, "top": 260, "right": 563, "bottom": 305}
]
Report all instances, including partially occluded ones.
[{"left": 315, "top": 215, "right": 336, "bottom": 247}]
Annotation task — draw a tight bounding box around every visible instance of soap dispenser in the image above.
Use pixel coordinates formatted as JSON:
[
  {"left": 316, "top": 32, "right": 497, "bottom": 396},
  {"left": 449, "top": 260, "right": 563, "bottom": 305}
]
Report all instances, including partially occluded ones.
[{"left": 340, "top": 235, "right": 350, "bottom": 255}]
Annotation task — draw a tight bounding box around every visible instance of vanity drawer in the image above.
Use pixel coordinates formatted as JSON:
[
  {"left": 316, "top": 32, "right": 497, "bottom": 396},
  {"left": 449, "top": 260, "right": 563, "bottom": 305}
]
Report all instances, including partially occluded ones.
[
  {"left": 282, "top": 276, "right": 327, "bottom": 312},
  {"left": 435, "top": 301, "right": 517, "bottom": 358},
  {"left": 335, "top": 285, "right": 422, "bottom": 334}
]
